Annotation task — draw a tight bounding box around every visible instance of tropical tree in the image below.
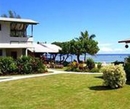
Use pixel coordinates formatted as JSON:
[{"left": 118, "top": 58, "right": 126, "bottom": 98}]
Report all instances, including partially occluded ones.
[
  {"left": 1, "top": 10, "right": 21, "bottom": 18},
  {"left": 69, "top": 39, "right": 84, "bottom": 62},
  {"left": 52, "top": 41, "right": 71, "bottom": 62},
  {"left": 53, "top": 30, "right": 99, "bottom": 63},
  {"left": 76, "top": 31, "right": 99, "bottom": 61},
  {"left": 79, "top": 31, "right": 99, "bottom": 60}
]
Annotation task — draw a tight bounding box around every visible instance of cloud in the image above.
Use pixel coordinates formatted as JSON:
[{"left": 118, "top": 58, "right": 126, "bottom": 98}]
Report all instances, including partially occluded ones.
[
  {"left": 99, "top": 47, "right": 124, "bottom": 53},
  {"left": 100, "top": 47, "right": 113, "bottom": 52},
  {"left": 98, "top": 42, "right": 129, "bottom": 54},
  {"left": 98, "top": 43, "right": 112, "bottom": 47}
]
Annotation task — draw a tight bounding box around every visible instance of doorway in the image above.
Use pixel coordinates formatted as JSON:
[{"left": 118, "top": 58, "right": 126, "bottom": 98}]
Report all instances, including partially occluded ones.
[{"left": 11, "top": 51, "right": 17, "bottom": 59}]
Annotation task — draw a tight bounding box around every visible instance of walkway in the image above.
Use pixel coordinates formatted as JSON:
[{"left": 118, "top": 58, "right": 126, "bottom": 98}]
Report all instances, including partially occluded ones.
[{"left": 0, "top": 69, "right": 102, "bottom": 82}]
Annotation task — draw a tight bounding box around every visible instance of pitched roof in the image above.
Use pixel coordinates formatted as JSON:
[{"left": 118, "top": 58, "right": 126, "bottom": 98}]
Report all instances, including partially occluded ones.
[
  {"left": 40, "top": 43, "right": 62, "bottom": 52},
  {"left": 0, "top": 17, "right": 38, "bottom": 24},
  {"left": 28, "top": 43, "right": 61, "bottom": 53}
]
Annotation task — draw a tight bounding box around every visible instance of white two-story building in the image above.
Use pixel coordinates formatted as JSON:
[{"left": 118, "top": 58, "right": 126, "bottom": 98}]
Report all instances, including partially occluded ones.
[
  {"left": 0, "top": 17, "right": 61, "bottom": 59},
  {"left": 0, "top": 17, "right": 38, "bottom": 59}
]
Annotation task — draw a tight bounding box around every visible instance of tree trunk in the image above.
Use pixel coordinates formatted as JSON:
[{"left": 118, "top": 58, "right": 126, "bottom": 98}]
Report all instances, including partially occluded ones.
[
  {"left": 77, "top": 54, "right": 80, "bottom": 63},
  {"left": 59, "top": 54, "right": 62, "bottom": 63},
  {"left": 84, "top": 53, "right": 86, "bottom": 61},
  {"left": 64, "top": 54, "right": 69, "bottom": 62},
  {"left": 52, "top": 53, "right": 57, "bottom": 61}
]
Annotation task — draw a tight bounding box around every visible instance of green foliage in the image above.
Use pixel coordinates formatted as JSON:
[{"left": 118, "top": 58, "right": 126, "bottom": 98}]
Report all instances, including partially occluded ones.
[
  {"left": 125, "top": 56, "right": 130, "bottom": 63},
  {"left": 113, "top": 60, "right": 124, "bottom": 65},
  {"left": 17, "top": 56, "right": 33, "bottom": 74},
  {"left": 17, "top": 56, "right": 47, "bottom": 74},
  {"left": 62, "top": 61, "right": 69, "bottom": 66},
  {"left": 34, "top": 58, "right": 47, "bottom": 73},
  {"left": 76, "top": 31, "right": 99, "bottom": 62},
  {"left": 90, "top": 67, "right": 100, "bottom": 72},
  {"left": 67, "top": 60, "right": 78, "bottom": 71},
  {"left": 0, "top": 57, "right": 17, "bottom": 74},
  {"left": 66, "top": 59, "right": 101, "bottom": 72},
  {"left": 101, "top": 64, "right": 126, "bottom": 89},
  {"left": 124, "top": 56, "right": 130, "bottom": 81},
  {"left": 52, "top": 30, "right": 99, "bottom": 63},
  {"left": 0, "top": 56, "right": 47, "bottom": 75},
  {"left": 86, "top": 58, "right": 95, "bottom": 70},
  {"left": 97, "top": 62, "right": 102, "bottom": 69},
  {"left": 124, "top": 63, "right": 130, "bottom": 81}
]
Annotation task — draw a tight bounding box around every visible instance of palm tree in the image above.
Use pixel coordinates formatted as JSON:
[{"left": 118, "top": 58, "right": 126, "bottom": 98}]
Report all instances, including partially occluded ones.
[
  {"left": 77, "top": 31, "right": 99, "bottom": 61},
  {"left": 1, "top": 10, "right": 21, "bottom": 18}
]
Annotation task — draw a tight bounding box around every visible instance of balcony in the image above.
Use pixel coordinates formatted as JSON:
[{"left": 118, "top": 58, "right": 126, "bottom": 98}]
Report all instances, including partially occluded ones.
[{"left": 10, "top": 36, "right": 33, "bottom": 44}]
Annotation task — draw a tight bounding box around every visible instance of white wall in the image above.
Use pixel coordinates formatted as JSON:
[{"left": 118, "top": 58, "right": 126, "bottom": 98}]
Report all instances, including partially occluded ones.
[
  {"left": 0, "top": 22, "right": 10, "bottom": 43},
  {"left": 6, "top": 48, "right": 23, "bottom": 57}
]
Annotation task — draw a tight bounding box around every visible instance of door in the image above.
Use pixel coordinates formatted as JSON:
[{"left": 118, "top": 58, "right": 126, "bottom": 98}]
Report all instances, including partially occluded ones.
[{"left": 11, "top": 51, "right": 17, "bottom": 59}]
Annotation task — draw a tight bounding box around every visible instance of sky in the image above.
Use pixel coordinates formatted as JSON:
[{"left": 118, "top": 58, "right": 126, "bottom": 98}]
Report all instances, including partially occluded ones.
[{"left": 0, "top": 0, "right": 130, "bottom": 54}]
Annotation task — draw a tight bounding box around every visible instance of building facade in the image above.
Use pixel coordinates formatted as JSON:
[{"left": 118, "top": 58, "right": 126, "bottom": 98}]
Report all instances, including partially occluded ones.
[{"left": 0, "top": 17, "right": 38, "bottom": 59}]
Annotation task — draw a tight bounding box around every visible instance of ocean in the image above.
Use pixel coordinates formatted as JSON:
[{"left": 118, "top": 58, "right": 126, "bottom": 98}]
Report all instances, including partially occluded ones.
[{"left": 55, "top": 54, "right": 130, "bottom": 64}]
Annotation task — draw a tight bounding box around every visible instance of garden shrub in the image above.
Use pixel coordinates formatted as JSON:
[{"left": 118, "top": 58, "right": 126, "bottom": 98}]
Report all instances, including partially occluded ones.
[
  {"left": 0, "top": 57, "right": 17, "bottom": 74},
  {"left": 97, "top": 62, "right": 102, "bottom": 69},
  {"left": 17, "top": 56, "right": 47, "bottom": 74},
  {"left": 33, "top": 58, "right": 47, "bottom": 73},
  {"left": 67, "top": 60, "right": 78, "bottom": 71},
  {"left": 124, "top": 63, "right": 130, "bottom": 81},
  {"left": 124, "top": 56, "right": 130, "bottom": 81},
  {"left": 113, "top": 60, "right": 124, "bottom": 65},
  {"left": 86, "top": 58, "right": 95, "bottom": 70},
  {"left": 101, "top": 64, "right": 126, "bottom": 89},
  {"left": 62, "top": 61, "right": 69, "bottom": 66},
  {"left": 90, "top": 67, "right": 99, "bottom": 72},
  {"left": 17, "top": 56, "right": 33, "bottom": 74},
  {"left": 0, "top": 56, "right": 47, "bottom": 75}
]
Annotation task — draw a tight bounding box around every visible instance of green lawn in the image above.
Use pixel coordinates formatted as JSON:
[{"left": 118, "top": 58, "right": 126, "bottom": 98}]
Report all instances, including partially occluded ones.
[{"left": 0, "top": 74, "right": 130, "bottom": 109}]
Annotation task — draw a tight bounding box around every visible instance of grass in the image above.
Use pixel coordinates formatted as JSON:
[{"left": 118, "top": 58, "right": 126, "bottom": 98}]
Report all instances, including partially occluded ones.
[{"left": 0, "top": 74, "right": 130, "bottom": 109}]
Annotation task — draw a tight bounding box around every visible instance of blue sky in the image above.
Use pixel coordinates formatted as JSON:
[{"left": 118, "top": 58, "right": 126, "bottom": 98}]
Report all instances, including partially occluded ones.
[{"left": 1, "top": 0, "right": 130, "bottom": 54}]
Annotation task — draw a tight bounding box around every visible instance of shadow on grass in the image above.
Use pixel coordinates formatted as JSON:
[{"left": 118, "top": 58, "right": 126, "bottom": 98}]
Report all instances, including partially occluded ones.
[
  {"left": 95, "top": 75, "right": 103, "bottom": 79},
  {"left": 89, "top": 85, "right": 113, "bottom": 91},
  {"left": 126, "top": 81, "right": 130, "bottom": 85}
]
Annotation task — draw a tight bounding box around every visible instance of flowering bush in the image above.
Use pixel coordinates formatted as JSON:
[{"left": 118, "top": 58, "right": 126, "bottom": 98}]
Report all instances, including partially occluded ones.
[
  {"left": 0, "top": 56, "right": 47, "bottom": 75},
  {"left": 101, "top": 64, "right": 126, "bottom": 89},
  {"left": 17, "top": 56, "right": 33, "bottom": 74},
  {"left": 17, "top": 56, "right": 47, "bottom": 74}
]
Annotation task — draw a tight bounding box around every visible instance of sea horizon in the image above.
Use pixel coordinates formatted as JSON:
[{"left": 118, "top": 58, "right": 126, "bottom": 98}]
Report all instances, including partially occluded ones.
[{"left": 55, "top": 53, "right": 130, "bottom": 63}]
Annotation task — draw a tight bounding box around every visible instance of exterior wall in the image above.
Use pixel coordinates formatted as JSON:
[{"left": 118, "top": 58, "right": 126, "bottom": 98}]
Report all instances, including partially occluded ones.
[
  {"left": 0, "top": 48, "right": 25, "bottom": 58},
  {"left": 6, "top": 48, "right": 25, "bottom": 58},
  {"left": 0, "top": 22, "right": 10, "bottom": 43}
]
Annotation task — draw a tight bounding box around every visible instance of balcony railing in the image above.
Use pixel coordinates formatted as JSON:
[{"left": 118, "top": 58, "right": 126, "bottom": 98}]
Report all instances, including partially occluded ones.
[{"left": 9, "top": 36, "right": 33, "bottom": 44}]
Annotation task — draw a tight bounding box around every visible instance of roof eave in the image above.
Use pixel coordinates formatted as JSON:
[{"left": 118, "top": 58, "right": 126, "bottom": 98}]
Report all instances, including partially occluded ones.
[
  {"left": 0, "top": 17, "right": 39, "bottom": 25},
  {"left": 118, "top": 40, "right": 130, "bottom": 43}
]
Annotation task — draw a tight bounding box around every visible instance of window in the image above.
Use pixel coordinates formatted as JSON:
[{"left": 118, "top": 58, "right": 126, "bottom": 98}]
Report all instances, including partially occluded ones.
[
  {"left": 0, "top": 24, "right": 1, "bottom": 31},
  {"left": 0, "top": 49, "right": 2, "bottom": 56},
  {"left": 10, "top": 23, "right": 28, "bottom": 37}
]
